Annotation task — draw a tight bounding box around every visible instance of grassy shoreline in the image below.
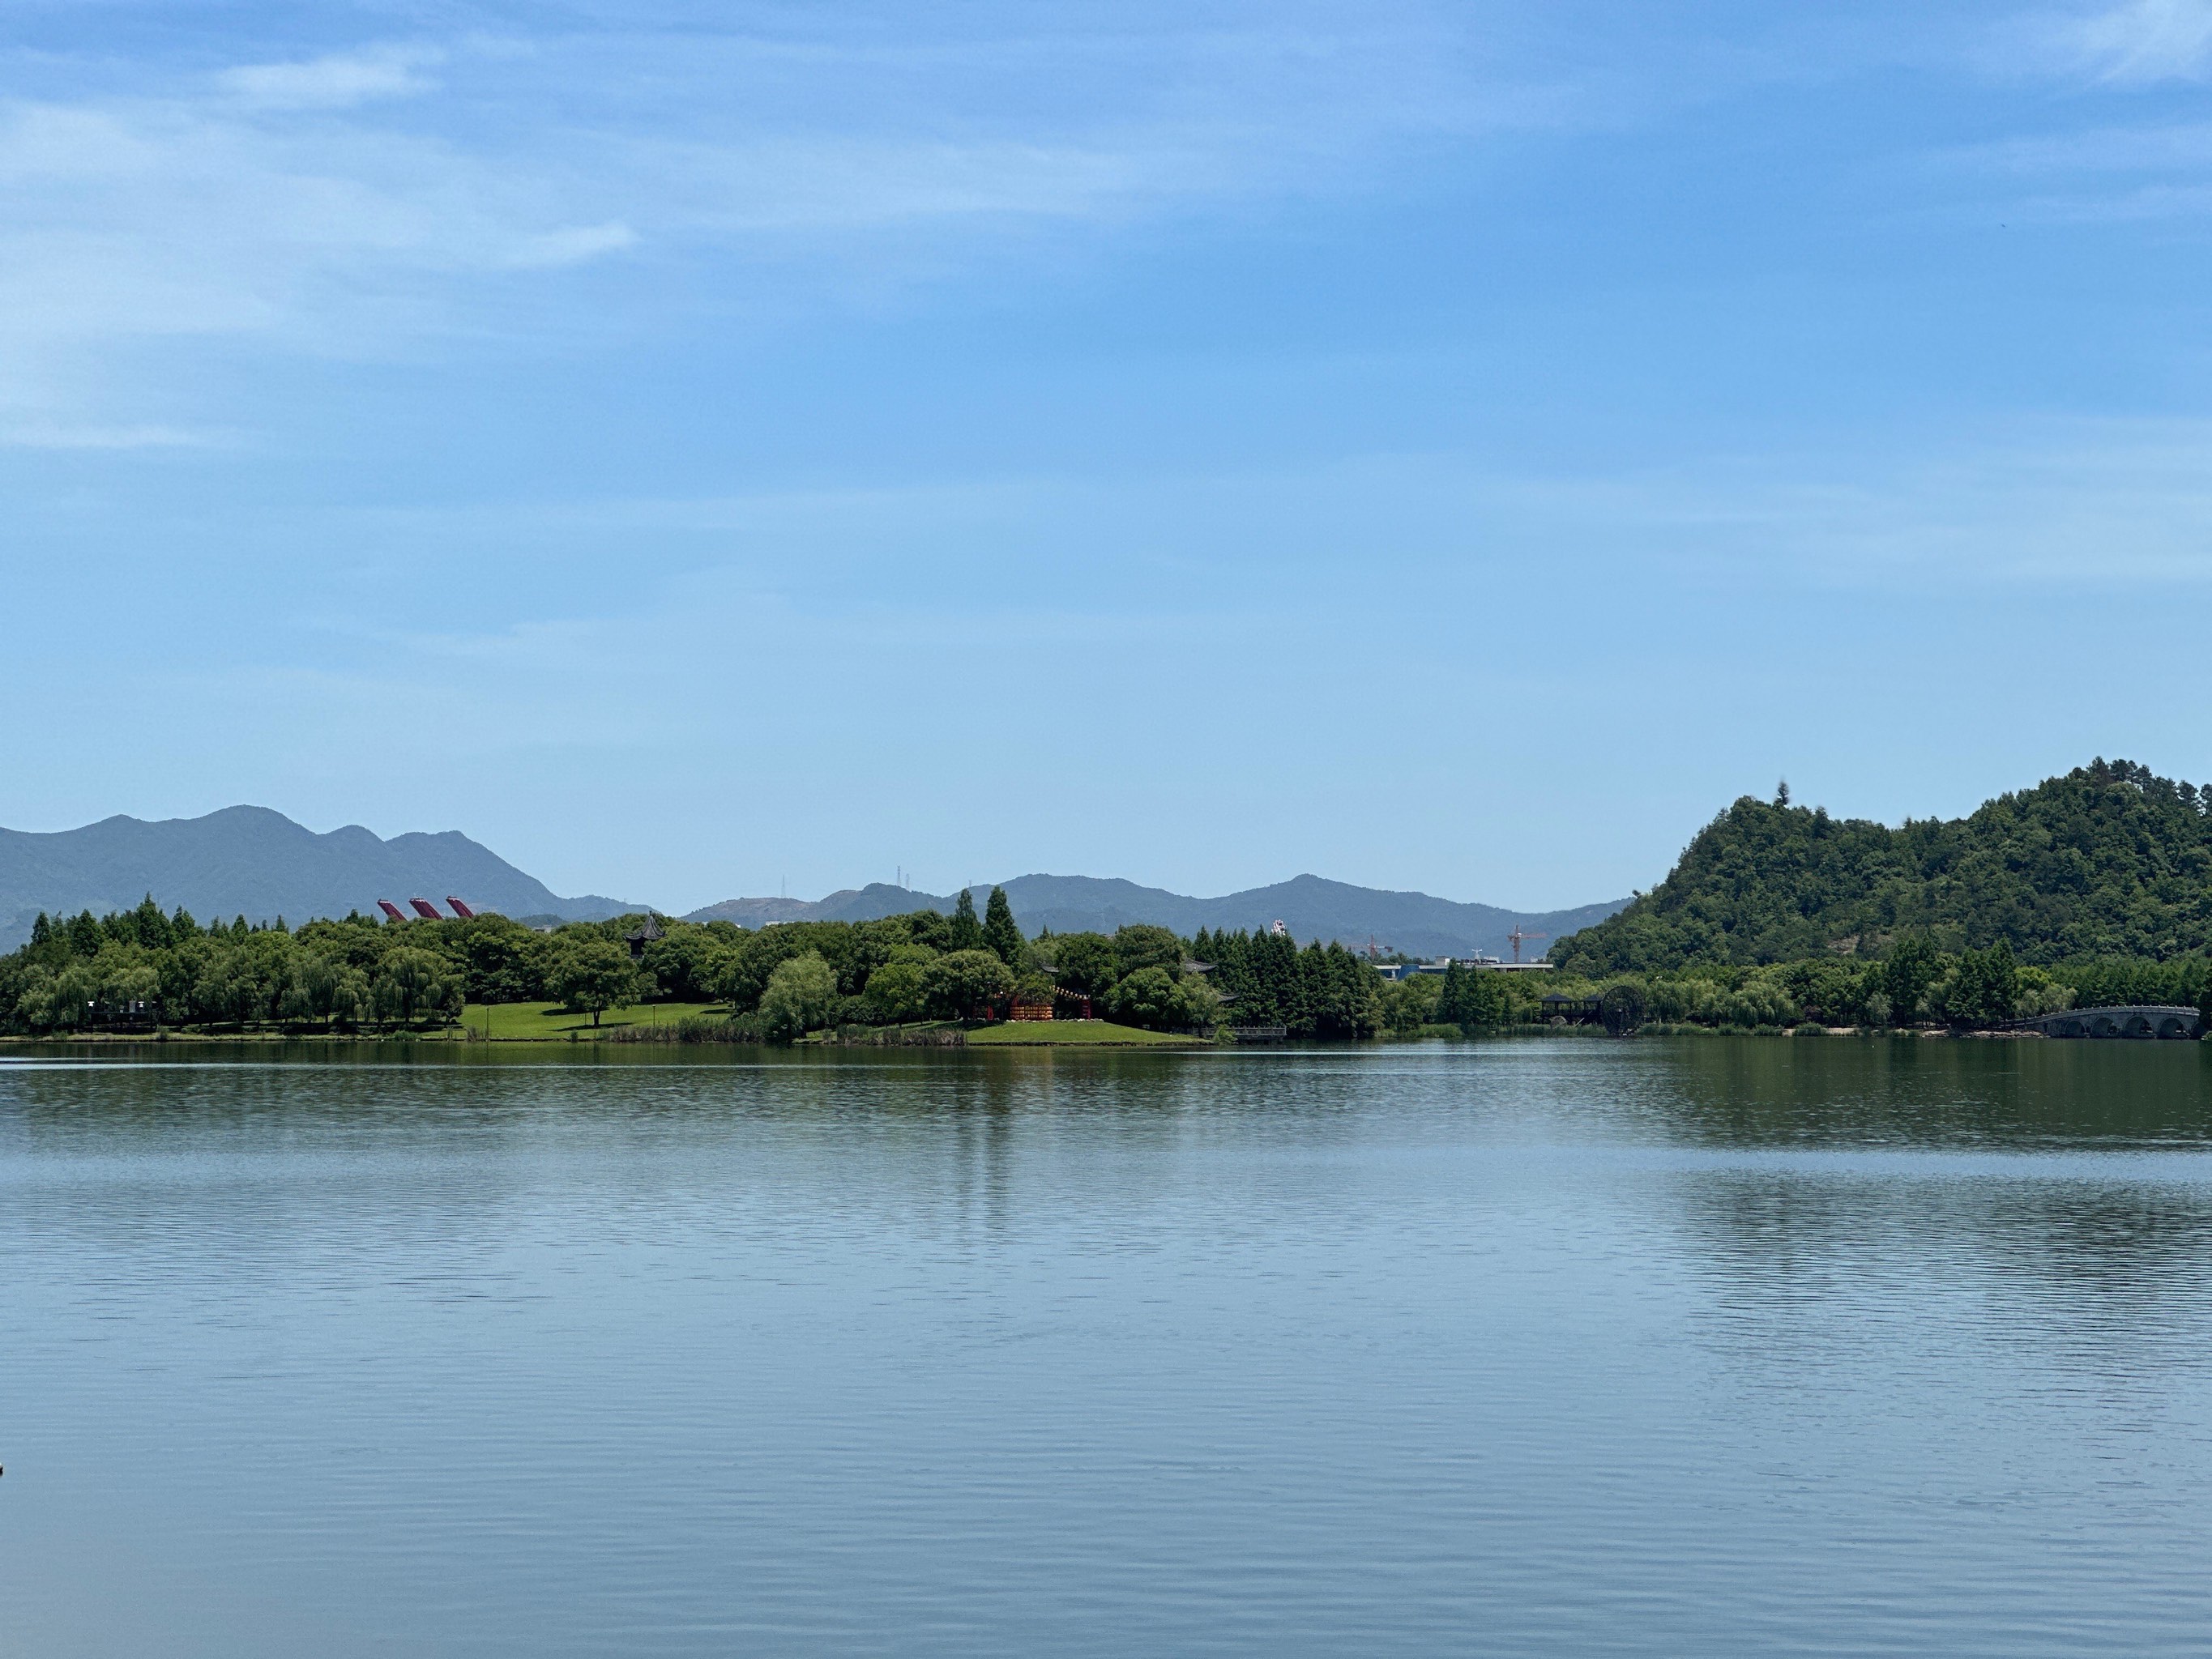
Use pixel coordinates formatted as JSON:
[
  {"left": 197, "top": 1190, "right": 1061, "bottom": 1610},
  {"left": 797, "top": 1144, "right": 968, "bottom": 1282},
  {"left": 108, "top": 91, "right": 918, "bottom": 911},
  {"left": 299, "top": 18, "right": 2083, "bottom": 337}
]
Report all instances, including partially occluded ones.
[
  {"left": 964, "top": 1020, "right": 1206, "bottom": 1047},
  {"left": 12, "top": 1011, "right": 2187, "bottom": 1048},
  {"left": 0, "top": 1004, "right": 1220, "bottom": 1047}
]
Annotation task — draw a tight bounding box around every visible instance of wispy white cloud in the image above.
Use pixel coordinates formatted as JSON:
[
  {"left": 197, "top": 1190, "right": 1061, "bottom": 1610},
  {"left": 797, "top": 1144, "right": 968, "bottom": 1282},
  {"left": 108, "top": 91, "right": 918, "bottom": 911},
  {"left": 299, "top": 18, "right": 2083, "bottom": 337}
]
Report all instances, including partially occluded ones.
[
  {"left": 0, "top": 8, "right": 1581, "bottom": 434},
  {"left": 1963, "top": 4, "right": 2212, "bottom": 218},
  {"left": 1966, "top": 117, "right": 2212, "bottom": 173},
  {"left": 220, "top": 47, "right": 441, "bottom": 112},
  {"left": 501, "top": 221, "right": 638, "bottom": 269},
  {"left": 1935, "top": 111, "right": 2212, "bottom": 220},
  {"left": 2060, "top": 0, "right": 2212, "bottom": 81},
  {"left": 0, "top": 420, "right": 218, "bottom": 450},
  {"left": 1462, "top": 420, "right": 2212, "bottom": 584},
  {"left": 228, "top": 421, "right": 2212, "bottom": 671}
]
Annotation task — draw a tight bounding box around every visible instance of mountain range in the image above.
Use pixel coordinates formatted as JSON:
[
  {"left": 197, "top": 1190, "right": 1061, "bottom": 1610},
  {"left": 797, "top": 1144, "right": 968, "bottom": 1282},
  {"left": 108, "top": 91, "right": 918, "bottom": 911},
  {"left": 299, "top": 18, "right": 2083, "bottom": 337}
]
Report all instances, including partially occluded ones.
[
  {"left": 23, "top": 763, "right": 2211, "bottom": 975},
  {"left": 0, "top": 807, "right": 638, "bottom": 949},
  {"left": 0, "top": 806, "right": 1625, "bottom": 960},
  {"left": 686, "top": 874, "right": 1625, "bottom": 961}
]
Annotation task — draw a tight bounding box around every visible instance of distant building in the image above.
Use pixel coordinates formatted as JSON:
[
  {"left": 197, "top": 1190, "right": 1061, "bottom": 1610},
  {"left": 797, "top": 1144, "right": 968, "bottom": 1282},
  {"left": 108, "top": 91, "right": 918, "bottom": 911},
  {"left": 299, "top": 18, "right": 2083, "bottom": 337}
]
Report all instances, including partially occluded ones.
[
  {"left": 625, "top": 916, "right": 664, "bottom": 961},
  {"left": 1377, "top": 957, "right": 1511, "bottom": 981}
]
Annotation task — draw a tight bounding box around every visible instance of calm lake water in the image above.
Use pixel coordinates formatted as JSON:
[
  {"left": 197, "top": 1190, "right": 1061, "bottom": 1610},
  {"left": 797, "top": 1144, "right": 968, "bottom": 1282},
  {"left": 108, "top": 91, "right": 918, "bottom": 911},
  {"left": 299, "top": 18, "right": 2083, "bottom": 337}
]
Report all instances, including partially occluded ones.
[{"left": 6, "top": 1037, "right": 2212, "bottom": 1656}]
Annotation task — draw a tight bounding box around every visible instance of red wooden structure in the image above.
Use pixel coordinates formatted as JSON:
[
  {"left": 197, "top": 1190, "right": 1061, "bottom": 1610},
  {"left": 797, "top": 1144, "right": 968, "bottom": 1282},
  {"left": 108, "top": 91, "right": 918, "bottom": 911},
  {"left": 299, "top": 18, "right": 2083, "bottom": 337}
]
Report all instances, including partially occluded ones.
[
  {"left": 446, "top": 897, "right": 476, "bottom": 919},
  {"left": 408, "top": 898, "right": 442, "bottom": 920},
  {"left": 377, "top": 901, "right": 407, "bottom": 922}
]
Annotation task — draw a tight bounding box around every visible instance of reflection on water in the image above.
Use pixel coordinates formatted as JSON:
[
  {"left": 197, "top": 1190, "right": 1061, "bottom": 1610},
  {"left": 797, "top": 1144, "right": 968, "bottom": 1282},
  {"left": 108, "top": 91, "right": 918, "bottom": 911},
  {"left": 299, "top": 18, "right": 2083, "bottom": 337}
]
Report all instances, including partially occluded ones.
[
  {"left": 1651, "top": 1032, "right": 2212, "bottom": 1144},
  {"left": 3, "top": 1037, "right": 2211, "bottom": 1657}
]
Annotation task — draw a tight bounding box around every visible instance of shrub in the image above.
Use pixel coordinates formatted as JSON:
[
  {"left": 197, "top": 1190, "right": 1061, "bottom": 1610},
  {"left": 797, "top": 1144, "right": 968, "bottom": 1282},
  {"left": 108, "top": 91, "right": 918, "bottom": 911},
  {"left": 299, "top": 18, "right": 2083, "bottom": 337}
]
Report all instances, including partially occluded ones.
[
  {"left": 1108, "top": 966, "right": 1177, "bottom": 1026},
  {"left": 1381, "top": 973, "right": 1443, "bottom": 1033},
  {"left": 1052, "top": 933, "right": 1120, "bottom": 998},
  {"left": 1719, "top": 981, "right": 1796, "bottom": 1028},
  {"left": 760, "top": 952, "right": 839, "bottom": 1043},
  {"left": 862, "top": 960, "right": 931, "bottom": 1023},
  {"left": 1107, "top": 967, "right": 1222, "bottom": 1030},
  {"left": 923, "top": 949, "right": 1015, "bottom": 1021},
  {"left": 1112, "top": 925, "right": 1184, "bottom": 979}
]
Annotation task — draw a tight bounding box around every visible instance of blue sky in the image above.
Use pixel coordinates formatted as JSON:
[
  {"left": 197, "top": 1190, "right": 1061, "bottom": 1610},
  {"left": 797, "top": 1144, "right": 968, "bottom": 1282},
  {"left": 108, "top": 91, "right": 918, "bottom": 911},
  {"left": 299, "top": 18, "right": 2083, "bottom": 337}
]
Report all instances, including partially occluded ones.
[{"left": 5, "top": 0, "right": 2212, "bottom": 911}]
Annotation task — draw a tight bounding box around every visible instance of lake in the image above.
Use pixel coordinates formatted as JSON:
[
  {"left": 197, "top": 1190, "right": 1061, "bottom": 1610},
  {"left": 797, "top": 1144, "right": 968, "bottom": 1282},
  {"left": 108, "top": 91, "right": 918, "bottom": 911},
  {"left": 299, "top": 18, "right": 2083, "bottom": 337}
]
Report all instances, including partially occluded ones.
[{"left": 5, "top": 1037, "right": 2211, "bottom": 1656}]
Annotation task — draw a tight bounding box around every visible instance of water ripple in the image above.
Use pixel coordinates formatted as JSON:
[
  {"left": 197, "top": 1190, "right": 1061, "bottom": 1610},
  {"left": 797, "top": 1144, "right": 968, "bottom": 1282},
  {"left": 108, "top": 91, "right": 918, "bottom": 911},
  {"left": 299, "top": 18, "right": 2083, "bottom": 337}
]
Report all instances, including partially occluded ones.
[{"left": 2, "top": 1038, "right": 2210, "bottom": 1655}]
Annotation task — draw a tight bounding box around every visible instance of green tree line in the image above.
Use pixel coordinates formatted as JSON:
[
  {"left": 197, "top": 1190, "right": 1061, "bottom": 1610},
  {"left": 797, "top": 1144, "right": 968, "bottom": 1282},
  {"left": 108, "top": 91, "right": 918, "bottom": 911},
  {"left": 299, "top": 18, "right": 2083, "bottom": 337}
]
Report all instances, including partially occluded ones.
[
  {"left": 21, "top": 882, "right": 2191, "bottom": 1044},
  {"left": 0, "top": 886, "right": 1393, "bottom": 1042},
  {"left": 1347, "top": 940, "right": 2212, "bottom": 1036},
  {"left": 1509, "top": 944, "right": 2210, "bottom": 1033}
]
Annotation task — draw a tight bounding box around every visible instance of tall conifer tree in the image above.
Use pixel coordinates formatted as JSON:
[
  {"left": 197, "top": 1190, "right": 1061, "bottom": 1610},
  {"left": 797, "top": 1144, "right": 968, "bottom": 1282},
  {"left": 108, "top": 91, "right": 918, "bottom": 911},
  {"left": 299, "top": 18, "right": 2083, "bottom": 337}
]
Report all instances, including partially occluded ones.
[
  {"left": 950, "top": 889, "right": 984, "bottom": 952},
  {"left": 982, "top": 887, "right": 1024, "bottom": 968},
  {"left": 132, "top": 893, "right": 171, "bottom": 949},
  {"left": 1438, "top": 960, "right": 1467, "bottom": 1025}
]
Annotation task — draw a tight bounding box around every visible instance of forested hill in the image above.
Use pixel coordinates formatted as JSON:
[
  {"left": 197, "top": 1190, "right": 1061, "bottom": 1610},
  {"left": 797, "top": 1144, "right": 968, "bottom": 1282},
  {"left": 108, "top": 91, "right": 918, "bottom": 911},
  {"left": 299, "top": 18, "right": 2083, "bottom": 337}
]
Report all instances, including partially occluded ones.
[{"left": 1551, "top": 760, "right": 2212, "bottom": 973}]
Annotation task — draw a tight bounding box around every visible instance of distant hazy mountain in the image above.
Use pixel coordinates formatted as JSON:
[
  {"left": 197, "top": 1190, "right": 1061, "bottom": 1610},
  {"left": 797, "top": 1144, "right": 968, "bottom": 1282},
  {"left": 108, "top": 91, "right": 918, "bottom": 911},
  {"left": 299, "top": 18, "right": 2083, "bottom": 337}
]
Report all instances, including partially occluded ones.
[
  {"left": 0, "top": 807, "right": 642, "bottom": 949},
  {"left": 2, "top": 805, "right": 1625, "bottom": 962},
  {"left": 689, "top": 873, "right": 1627, "bottom": 961}
]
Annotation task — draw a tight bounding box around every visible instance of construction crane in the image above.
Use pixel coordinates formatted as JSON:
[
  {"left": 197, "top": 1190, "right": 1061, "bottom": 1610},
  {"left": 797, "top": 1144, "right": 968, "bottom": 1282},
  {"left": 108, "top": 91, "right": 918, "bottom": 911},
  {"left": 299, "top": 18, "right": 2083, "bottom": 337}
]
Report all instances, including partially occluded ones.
[{"left": 1506, "top": 924, "right": 1548, "bottom": 964}]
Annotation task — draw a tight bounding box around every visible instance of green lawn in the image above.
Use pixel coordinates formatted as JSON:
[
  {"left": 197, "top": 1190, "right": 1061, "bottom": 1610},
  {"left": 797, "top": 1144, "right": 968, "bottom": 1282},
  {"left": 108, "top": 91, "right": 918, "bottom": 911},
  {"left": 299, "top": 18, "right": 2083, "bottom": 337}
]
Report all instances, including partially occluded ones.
[
  {"left": 965, "top": 1019, "right": 1208, "bottom": 1047},
  {"left": 459, "top": 1000, "right": 729, "bottom": 1039}
]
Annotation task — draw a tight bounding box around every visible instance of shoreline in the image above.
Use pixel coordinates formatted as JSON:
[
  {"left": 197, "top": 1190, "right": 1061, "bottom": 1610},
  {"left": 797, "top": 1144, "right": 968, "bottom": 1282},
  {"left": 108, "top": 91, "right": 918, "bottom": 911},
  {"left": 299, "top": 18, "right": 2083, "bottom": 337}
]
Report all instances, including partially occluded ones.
[{"left": 7, "top": 1022, "right": 2203, "bottom": 1050}]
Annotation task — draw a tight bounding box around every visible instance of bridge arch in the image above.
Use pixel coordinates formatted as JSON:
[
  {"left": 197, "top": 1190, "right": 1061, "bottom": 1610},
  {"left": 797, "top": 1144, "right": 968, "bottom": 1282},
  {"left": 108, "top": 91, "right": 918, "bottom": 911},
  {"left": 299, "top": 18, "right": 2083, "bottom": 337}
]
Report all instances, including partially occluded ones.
[{"left": 2017, "top": 1004, "right": 2202, "bottom": 1039}]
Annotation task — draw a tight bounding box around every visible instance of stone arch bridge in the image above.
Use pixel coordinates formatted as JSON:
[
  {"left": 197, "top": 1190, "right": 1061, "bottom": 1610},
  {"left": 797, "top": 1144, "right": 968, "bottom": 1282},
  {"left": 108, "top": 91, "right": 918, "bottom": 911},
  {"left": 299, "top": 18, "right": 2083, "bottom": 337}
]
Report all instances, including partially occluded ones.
[{"left": 2010, "top": 1005, "right": 2202, "bottom": 1040}]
